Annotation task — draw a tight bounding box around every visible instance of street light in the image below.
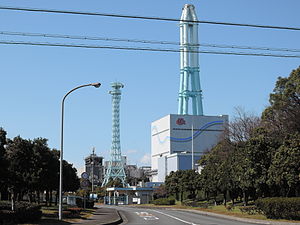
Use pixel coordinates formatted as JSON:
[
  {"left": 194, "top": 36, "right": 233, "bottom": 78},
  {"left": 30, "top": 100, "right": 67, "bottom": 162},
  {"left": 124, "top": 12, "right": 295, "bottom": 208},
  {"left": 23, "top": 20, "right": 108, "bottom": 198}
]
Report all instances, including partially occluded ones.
[{"left": 59, "top": 82, "right": 101, "bottom": 220}]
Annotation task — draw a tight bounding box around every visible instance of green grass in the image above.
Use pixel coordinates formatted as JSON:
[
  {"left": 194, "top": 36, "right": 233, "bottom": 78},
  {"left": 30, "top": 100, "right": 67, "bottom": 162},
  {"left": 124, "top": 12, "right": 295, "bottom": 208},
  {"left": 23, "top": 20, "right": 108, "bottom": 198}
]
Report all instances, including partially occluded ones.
[{"left": 195, "top": 205, "right": 267, "bottom": 220}]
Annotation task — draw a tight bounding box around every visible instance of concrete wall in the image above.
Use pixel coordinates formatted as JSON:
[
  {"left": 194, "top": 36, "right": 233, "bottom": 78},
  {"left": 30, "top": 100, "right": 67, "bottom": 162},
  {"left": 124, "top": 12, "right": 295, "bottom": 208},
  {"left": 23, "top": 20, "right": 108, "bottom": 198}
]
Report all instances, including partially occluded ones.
[
  {"left": 151, "top": 115, "right": 171, "bottom": 172},
  {"left": 177, "top": 154, "right": 201, "bottom": 171},
  {"left": 167, "top": 155, "right": 178, "bottom": 174},
  {"left": 151, "top": 114, "right": 228, "bottom": 182},
  {"left": 157, "top": 156, "right": 167, "bottom": 182},
  {"left": 169, "top": 114, "right": 228, "bottom": 154}
]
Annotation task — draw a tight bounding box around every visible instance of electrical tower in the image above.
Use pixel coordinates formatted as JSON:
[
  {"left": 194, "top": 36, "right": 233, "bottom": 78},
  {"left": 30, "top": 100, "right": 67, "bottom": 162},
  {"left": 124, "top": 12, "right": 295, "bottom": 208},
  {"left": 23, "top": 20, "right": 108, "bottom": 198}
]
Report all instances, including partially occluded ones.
[
  {"left": 102, "top": 82, "right": 127, "bottom": 187},
  {"left": 178, "top": 4, "right": 203, "bottom": 115}
]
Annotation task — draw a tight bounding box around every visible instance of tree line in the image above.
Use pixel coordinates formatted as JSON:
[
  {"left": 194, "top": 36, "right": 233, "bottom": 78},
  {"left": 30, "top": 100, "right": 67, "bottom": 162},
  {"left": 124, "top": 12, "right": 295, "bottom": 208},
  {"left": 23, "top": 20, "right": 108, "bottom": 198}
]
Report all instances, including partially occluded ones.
[
  {"left": 0, "top": 131, "right": 80, "bottom": 207},
  {"left": 165, "top": 66, "right": 300, "bottom": 205}
]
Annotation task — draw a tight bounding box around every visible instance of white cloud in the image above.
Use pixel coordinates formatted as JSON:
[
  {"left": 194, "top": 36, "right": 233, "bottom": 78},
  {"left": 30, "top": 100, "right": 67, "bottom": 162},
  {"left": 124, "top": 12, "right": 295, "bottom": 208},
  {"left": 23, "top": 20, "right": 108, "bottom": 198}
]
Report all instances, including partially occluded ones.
[{"left": 140, "top": 153, "right": 151, "bottom": 165}]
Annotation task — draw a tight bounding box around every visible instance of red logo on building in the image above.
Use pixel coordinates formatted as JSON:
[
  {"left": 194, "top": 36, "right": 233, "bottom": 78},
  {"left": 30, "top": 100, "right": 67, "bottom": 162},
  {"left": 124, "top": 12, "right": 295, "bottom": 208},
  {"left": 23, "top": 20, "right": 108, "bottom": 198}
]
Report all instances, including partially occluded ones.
[{"left": 176, "top": 118, "right": 186, "bottom": 125}]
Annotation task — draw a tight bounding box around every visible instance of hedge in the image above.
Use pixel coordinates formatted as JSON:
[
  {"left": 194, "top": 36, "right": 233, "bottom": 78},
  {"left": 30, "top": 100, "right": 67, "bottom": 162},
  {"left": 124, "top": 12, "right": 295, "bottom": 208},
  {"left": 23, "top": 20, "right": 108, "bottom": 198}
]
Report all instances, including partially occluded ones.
[
  {"left": 239, "top": 205, "right": 260, "bottom": 215},
  {"left": 181, "top": 200, "right": 208, "bottom": 208},
  {"left": 152, "top": 198, "right": 175, "bottom": 205},
  {"left": 255, "top": 197, "right": 300, "bottom": 220},
  {"left": 0, "top": 201, "right": 42, "bottom": 224},
  {"left": 63, "top": 207, "right": 82, "bottom": 218}
]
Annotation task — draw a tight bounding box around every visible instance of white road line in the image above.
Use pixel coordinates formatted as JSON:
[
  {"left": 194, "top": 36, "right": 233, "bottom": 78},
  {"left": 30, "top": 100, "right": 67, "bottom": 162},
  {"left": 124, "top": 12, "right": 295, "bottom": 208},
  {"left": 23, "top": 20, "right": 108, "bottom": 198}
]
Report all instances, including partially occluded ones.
[{"left": 151, "top": 209, "right": 200, "bottom": 225}]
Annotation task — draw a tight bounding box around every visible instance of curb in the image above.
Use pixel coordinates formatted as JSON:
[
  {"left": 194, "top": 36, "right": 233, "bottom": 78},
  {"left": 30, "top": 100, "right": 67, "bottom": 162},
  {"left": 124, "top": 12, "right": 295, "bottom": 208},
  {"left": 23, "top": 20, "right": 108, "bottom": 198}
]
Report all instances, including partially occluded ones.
[
  {"left": 99, "top": 209, "right": 123, "bottom": 225},
  {"left": 72, "top": 208, "right": 124, "bottom": 225}
]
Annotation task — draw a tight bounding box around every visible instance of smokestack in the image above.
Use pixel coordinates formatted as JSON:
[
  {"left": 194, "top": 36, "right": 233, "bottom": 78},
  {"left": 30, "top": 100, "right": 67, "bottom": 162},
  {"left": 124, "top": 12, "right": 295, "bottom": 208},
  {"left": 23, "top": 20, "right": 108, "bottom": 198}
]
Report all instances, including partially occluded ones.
[{"left": 178, "top": 4, "right": 203, "bottom": 116}]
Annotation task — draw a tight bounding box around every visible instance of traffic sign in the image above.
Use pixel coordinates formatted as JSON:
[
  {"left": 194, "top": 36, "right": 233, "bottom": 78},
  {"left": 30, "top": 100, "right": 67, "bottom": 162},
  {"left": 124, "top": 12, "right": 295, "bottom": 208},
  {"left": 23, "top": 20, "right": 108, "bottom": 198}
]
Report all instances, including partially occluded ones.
[
  {"left": 81, "top": 172, "right": 89, "bottom": 180},
  {"left": 81, "top": 180, "right": 89, "bottom": 188}
]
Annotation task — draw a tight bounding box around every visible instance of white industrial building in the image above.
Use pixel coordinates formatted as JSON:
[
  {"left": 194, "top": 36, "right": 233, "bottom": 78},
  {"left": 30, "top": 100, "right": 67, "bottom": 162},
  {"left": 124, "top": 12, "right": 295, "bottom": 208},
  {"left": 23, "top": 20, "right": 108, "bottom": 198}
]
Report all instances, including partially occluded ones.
[{"left": 151, "top": 114, "right": 228, "bottom": 182}]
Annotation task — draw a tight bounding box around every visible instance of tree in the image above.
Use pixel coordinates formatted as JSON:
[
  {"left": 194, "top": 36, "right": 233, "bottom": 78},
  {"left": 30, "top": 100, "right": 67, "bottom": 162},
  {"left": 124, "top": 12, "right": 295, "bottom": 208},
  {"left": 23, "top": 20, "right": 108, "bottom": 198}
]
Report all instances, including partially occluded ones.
[
  {"left": 153, "top": 185, "right": 167, "bottom": 200},
  {"left": 0, "top": 127, "right": 8, "bottom": 200},
  {"left": 165, "top": 171, "right": 181, "bottom": 201},
  {"left": 214, "top": 141, "right": 239, "bottom": 205},
  {"left": 228, "top": 107, "right": 261, "bottom": 143},
  {"left": 262, "top": 66, "right": 300, "bottom": 136},
  {"left": 199, "top": 152, "right": 219, "bottom": 204},
  {"left": 261, "top": 66, "right": 300, "bottom": 197},
  {"left": 199, "top": 139, "right": 236, "bottom": 205},
  {"left": 5, "top": 136, "right": 35, "bottom": 209},
  {"left": 194, "top": 66, "right": 300, "bottom": 204},
  {"left": 63, "top": 160, "right": 80, "bottom": 192},
  {"left": 268, "top": 134, "right": 300, "bottom": 197},
  {"left": 165, "top": 170, "right": 200, "bottom": 202},
  {"left": 181, "top": 170, "right": 199, "bottom": 200},
  {"left": 32, "top": 139, "right": 60, "bottom": 205},
  {"left": 45, "top": 149, "right": 60, "bottom": 206}
]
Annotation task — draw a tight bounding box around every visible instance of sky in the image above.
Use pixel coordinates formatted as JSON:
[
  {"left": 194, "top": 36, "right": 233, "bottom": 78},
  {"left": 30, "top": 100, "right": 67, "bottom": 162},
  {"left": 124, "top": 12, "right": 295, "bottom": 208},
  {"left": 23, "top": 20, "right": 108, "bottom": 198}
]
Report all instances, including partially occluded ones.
[{"left": 0, "top": 0, "right": 299, "bottom": 173}]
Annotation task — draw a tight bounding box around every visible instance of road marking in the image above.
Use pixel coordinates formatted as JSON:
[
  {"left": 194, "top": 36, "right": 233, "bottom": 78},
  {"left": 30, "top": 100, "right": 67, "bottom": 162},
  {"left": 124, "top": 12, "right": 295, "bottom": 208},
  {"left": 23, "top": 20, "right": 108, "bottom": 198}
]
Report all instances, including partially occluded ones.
[
  {"left": 151, "top": 209, "right": 200, "bottom": 225},
  {"left": 135, "top": 211, "right": 159, "bottom": 220}
]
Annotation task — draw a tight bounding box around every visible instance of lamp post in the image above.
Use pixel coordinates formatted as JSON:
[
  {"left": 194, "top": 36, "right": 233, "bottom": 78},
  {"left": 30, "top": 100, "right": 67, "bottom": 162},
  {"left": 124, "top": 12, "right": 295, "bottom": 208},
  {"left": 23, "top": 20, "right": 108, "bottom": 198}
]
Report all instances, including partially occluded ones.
[
  {"left": 91, "top": 148, "right": 95, "bottom": 195},
  {"left": 59, "top": 82, "right": 101, "bottom": 220}
]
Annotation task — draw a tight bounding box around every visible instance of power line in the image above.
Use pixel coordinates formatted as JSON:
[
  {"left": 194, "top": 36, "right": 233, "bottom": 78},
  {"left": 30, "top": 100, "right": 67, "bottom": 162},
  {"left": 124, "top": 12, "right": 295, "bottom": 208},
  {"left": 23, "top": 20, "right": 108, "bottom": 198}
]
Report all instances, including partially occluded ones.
[
  {"left": 0, "top": 40, "right": 300, "bottom": 58},
  {"left": 0, "top": 31, "right": 176, "bottom": 45},
  {"left": 0, "top": 6, "right": 299, "bottom": 31},
  {"left": 198, "top": 43, "right": 300, "bottom": 53},
  {"left": 1, "top": 30, "right": 300, "bottom": 53}
]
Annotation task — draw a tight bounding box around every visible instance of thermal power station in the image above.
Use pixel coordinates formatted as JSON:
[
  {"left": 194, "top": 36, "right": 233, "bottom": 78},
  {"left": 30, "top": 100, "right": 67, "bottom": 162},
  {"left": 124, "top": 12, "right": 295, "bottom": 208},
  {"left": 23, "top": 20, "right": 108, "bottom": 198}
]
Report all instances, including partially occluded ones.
[
  {"left": 151, "top": 4, "right": 228, "bottom": 182},
  {"left": 102, "top": 82, "right": 127, "bottom": 187}
]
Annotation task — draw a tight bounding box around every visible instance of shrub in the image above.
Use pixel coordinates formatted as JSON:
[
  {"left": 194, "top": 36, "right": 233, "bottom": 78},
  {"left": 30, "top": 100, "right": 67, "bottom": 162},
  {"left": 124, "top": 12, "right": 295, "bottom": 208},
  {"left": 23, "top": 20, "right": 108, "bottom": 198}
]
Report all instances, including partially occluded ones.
[
  {"left": 181, "top": 200, "right": 208, "bottom": 208},
  {"left": 197, "top": 203, "right": 209, "bottom": 208},
  {"left": 0, "top": 210, "right": 14, "bottom": 224},
  {"left": 152, "top": 198, "right": 175, "bottom": 205},
  {"left": 239, "top": 205, "right": 260, "bottom": 215},
  {"left": 85, "top": 200, "right": 94, "bottom": 208},
  {"left": 0, "top": 201, "right": 42, "bottom": 224},
  {"left": 0, "top": 201, "right": 12, "bottom": 210},
  {"left": 62, "top": 210, "right": 72, "bottom": 218},
  {"left": 68, "top": 207, "right": 82, "bottom": 214},
  {"left": 182, "top": 200, "right": 198, "bottom": 207},
  {"left": 226, "top": 205, "right": 233, "bottom": 211},
  {"left": 255, "top": 197, "right": 300, "bottom": 220},
  {"left": 64, "top": 207, "right": 82, "bottom": 218}
]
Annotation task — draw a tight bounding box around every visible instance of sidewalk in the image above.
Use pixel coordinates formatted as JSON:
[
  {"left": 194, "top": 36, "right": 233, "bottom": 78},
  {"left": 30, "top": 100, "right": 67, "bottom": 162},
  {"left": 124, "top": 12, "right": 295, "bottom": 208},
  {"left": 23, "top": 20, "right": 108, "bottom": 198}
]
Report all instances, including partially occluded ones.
[{"left": 71, "top": 206, "right": 123, "bottom": 225}]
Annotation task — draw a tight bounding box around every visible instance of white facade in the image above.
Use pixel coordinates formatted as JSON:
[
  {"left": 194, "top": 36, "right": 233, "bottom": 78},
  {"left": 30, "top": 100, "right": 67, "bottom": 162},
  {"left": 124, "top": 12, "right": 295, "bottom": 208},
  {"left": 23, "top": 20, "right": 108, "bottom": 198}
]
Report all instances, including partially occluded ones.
[{"left": 151, "top": 114, "right": 228, "bottom": 182}]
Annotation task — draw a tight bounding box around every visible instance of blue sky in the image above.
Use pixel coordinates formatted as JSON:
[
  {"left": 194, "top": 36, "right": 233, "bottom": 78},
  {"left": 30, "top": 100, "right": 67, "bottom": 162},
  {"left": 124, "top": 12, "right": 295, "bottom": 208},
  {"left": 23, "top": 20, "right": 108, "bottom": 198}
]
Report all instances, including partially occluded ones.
[{"left": 0, "top": 0, "right": 299, "bottom": 172}]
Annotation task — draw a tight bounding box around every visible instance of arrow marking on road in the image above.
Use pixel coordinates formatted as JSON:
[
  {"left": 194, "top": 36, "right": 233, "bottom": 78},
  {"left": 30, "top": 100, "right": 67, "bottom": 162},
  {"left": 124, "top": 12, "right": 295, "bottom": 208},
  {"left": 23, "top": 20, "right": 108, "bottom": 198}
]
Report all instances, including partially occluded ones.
[{"left": 135, "top": 211, "right": 159, "bottom": 220}]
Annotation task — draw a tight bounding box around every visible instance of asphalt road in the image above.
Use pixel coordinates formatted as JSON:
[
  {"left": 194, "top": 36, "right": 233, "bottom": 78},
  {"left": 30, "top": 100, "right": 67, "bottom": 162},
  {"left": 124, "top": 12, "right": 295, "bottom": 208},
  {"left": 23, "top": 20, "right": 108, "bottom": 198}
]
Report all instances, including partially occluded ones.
[{"left": 105, "top": 205, "right": 257, "bottom": 225}]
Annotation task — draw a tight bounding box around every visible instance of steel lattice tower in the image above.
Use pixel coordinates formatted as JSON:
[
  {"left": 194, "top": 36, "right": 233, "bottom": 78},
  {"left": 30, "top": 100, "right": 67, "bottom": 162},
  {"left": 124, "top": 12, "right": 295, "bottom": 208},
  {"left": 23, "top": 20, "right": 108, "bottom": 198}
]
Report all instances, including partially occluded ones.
[
  {"left": 102, "top": 82, "right": 127, "bottom": 187},
  {"left": 178, "top": 4, "right": 203, "bottom": 115}
]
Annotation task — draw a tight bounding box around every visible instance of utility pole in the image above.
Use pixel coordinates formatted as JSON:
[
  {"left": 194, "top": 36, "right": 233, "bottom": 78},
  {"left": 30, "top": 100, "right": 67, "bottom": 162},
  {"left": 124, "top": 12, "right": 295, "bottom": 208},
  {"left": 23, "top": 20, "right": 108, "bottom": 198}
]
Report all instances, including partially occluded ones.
[
  {"left": 192, "top": 123, "right": 194, "bottom": 170},
  {"left": 91, "top": 147, "right": 95, "bottom": 195}
]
